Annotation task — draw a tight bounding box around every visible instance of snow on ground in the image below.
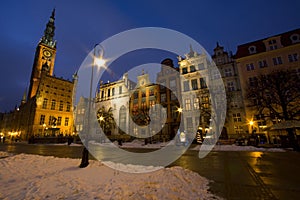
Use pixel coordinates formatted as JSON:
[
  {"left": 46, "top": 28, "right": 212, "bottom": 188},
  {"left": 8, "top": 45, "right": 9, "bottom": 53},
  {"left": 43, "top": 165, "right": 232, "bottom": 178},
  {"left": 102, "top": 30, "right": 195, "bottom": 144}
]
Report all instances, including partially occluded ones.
[
  {"left": 115, "top": 139, "right": 172, "bottom": 149},
  {"left": 90, "top": 140, "right": 286, "bottom": 152},
  {"left": 48, "top": 142, "right": 83, "bottom": 147},
  {"left": 0, "top": 152, "right": 221, "bottom": 200},
  {"left": 18, "top": 139, "right": 286, "bottom": 152},
  {"left": 0, "top": 151, "right": 12, "bottom": 158},
  {"left": 192, "top": 144, "right": 286, "bottom": 152}
]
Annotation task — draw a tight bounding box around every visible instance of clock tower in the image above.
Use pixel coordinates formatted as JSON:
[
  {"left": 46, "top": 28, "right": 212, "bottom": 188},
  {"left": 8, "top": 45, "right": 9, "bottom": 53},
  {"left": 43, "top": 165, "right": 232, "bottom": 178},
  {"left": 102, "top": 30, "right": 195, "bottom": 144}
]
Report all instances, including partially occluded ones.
[{"left": 28, "top": 9, "right": 57, "bottom": 99}]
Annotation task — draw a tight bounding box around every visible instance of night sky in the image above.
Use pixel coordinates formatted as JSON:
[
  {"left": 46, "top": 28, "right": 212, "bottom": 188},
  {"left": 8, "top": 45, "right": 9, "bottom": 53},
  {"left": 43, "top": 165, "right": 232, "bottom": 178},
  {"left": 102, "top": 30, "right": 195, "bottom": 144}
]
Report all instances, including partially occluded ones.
[{"left": 0, "top": 0, "right": 299, "bottom": 112}]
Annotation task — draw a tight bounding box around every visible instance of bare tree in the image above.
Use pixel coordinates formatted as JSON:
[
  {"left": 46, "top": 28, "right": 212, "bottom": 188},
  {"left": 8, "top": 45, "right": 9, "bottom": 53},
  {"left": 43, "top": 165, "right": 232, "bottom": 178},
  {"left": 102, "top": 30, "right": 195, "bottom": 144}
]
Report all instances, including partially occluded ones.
[{"left": 247, "top": 70, "right": 300, "bottom": 150}]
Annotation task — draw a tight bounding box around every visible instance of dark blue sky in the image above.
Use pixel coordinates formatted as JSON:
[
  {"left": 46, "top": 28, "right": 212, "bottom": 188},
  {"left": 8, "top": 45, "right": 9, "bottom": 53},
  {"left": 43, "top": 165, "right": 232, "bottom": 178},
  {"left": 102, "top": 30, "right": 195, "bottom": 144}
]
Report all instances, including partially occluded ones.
[{"left": 0, "top": 0, "right": 299, "bottom": 112}]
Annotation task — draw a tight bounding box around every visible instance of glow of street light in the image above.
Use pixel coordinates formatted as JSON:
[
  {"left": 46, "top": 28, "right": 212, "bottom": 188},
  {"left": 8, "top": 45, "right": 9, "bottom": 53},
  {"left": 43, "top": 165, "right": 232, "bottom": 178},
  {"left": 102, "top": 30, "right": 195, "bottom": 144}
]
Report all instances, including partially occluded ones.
[
  {"left": 249, "top": 121, "right": 254, "bottom": 126},
  {"left": 177, "top": 107, "right": 182, "bottom": 113},
  {"left": 95, "top": 57, "right": 106, "bottom": 67}
]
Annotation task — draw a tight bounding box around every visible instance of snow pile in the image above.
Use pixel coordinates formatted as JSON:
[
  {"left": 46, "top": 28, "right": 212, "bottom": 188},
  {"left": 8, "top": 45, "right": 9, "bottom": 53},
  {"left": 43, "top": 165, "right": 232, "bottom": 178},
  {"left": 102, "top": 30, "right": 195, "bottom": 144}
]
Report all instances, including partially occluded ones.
[
  {"left": 192, "top": 144, "right": 286, "bottom": 152},
  {"left": 45, "top": 142, "right": 83, "bottom": 146},
  {"left": 89, "top": 139, "right": 171, "bottom": 149},
  {"left": 0, "top": 151, "right": 12, "bottom": 158},
  {"left": 102, "top": 161, "right": 163, "bottom": 173},
  {"left": 0, "top": 152, "right": 221, "bottom": 200},
  {"left": 121, "top": 139, "right": 169, "bottom": 149}
]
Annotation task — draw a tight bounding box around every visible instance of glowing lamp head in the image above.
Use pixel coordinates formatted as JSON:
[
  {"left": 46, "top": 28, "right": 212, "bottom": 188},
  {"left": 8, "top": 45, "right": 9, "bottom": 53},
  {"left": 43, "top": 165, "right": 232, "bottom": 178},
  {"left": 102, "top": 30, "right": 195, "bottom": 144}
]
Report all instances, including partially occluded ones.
[{"left": 95, "top": 57, "right": 106, "bottom": 67}]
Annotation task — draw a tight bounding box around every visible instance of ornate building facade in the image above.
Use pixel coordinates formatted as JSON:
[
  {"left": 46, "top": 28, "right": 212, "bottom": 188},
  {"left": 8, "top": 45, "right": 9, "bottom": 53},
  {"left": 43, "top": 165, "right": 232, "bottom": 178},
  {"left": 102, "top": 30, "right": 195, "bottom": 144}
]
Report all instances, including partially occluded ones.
[
  {"left": 235, "top": 28, "right": 300, "bottom": 140},
  {"left": 92, "top": 46, "right": 248, "bottom": 141},
  {"left": 93, "top": 60, "right": 181, "bottom": 142},
  {"left": 0, "top": 10, "right": 76, "bottom": 140},
  {"left": 212, "top": 43, "right": 246, "bottom": 138},
  {"left": 156, "top": 59, "right": 181, "bottom": 140},
  {"left": 178, "top": 46, "right": 211, "bottom": 136},
  {"left": 94, "top": 73, "right": 134, "bottom": 141}
]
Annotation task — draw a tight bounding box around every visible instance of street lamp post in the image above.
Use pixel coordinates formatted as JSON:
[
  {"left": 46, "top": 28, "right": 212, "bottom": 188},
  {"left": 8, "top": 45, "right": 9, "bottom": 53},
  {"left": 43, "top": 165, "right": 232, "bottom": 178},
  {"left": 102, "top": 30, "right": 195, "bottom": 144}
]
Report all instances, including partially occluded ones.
[
  {"left": 80, "top": 43, "right": 105, "bottom": 168},
  {"left": 99, "top": 116, "right": 105, "bottom": 134}
]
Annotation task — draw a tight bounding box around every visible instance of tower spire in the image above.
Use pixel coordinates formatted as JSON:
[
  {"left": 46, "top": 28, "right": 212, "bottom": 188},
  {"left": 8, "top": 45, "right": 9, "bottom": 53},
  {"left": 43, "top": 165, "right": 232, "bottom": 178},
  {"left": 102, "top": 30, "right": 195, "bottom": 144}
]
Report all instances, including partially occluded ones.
[
  {"left": 189, "top": 44, "right": 194, "bottom": 53},
  {"left": 51, "top": 8, "right": 55, "bottom": 19},
  {"left": 40, "top": 8, "right": 56, "bottom": 48},
  {"left": 21, "top": 88, "right": 27, "bottom": 105}
]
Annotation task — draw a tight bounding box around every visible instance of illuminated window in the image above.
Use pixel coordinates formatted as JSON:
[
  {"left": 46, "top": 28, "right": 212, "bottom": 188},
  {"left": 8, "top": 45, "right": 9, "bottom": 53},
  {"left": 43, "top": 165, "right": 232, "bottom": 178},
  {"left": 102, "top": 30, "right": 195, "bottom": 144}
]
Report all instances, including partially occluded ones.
[
  {"left": 185, "top": 99, "right": 191, "bottom": 111},
  {"left": 42, "top": 98, "right": 48, "bottom": 109},
  {"left": 66, "top": 102, "right": 71, "bottom": 112},
  {"left": 39, "top": 115, "right": 45, "bottom": 125},
  {"left": 203, "top": 103, "right": 209, "bottom": 109},
  {"left": 193, "top": 98, "right": 199, "bottom": 109},
  {"left": 51, "top": 100, "right": 56, "bottom": 110},
  {"left": 233, "top": 113, "right": 242, "bottom": 122},
  {"left": 48, "top": 116, "right": 53, "bottom": 125},
  {"left": 112, "top": 88, "right": 115, "bottom": 96},
  {"left": 59, "top": 101, "right": 63, "bottom": 111},
  {"left": 57, "top": 117, "right": 62, "bottom": 126},
  {"left": 65, "top": 117, "right": 69, "bottom": 126},
  {"left": 149, "top": 100, "right": 155, "bottom": 107},
  {"left": 141, "top": 101, "right": 147, "bottom": 110}
]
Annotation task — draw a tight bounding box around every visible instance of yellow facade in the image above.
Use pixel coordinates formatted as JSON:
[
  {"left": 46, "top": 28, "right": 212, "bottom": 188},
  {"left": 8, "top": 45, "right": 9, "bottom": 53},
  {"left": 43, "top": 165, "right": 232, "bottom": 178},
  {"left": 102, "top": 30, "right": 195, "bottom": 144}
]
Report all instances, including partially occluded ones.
[
  {"left": 28, "top": 44, "right": 56, "bottom": 99},
  {"left": 0, "top": 9, "right": 75, "bottom": 141},
  {"left": 236, "top": 29, "right": 300, "bottom": 138}
]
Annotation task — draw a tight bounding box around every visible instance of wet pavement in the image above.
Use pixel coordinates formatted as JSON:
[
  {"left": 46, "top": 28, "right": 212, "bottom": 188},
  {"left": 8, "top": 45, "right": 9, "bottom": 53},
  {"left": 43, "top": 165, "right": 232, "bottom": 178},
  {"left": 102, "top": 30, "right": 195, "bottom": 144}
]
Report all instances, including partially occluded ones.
[
  {"left": 1, "top": 143, "right": 300, "bottom": 199},
  {"left": 170, "top": 150, "right": 300, "bottom": 199}
]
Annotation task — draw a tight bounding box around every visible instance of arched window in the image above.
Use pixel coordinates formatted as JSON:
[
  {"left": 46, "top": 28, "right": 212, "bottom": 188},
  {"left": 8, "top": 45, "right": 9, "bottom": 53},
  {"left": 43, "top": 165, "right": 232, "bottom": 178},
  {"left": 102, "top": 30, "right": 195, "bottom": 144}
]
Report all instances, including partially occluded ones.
[{"left": 119, "top": 106, "right": 127, "bottom": 133}]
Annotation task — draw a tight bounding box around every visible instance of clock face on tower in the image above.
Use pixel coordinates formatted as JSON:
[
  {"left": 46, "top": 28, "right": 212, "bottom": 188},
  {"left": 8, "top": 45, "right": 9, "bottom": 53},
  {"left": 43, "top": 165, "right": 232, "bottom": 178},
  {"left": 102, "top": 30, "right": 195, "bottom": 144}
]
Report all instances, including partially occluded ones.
[{"left": 43, "top": 50, "right": 52, "bottom": 58}]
